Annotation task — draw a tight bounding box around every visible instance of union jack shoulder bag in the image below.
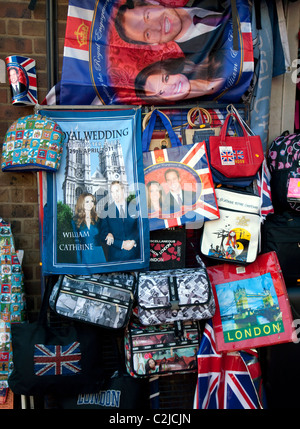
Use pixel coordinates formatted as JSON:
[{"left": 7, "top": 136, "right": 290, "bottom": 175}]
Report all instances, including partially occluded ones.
[{"left": 208, "top": 112, "right": 264, "bottom": 179}]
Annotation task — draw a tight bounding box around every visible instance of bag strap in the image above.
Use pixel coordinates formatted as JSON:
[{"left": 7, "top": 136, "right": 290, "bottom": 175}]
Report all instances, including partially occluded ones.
[
  {"left": 142, "top": 109, "right": 181, "bottom": 152},
  {"left": 187, "top": 107, "right": 212, "bottom": 129},
  {"left": 189, "top": 241, "right": 206, "bottom": 269},
  {"left": 220, "top": 112, "right": 249, "bottom": 144},
  {"left": 38, "top": 276, "right": 57, "bottom": 325}
]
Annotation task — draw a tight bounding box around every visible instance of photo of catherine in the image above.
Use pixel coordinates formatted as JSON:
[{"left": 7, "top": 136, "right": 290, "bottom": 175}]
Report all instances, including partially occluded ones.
[{"left": 72, "top": 192, "right": 107, "bottom": 264}]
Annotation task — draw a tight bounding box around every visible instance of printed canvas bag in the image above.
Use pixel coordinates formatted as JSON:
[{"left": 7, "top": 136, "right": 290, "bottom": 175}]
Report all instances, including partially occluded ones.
[{"left": 201, "top": 187, "right": 261, "bottom": 264}]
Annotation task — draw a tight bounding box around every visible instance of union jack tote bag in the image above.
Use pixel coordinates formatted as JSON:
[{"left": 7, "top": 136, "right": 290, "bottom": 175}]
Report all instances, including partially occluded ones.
[
  {"left": 143, "top": 110, "right": 219, "bottom": 231},
  {"left": 8, "top": 279, "right": 108, "bottom": 396}
]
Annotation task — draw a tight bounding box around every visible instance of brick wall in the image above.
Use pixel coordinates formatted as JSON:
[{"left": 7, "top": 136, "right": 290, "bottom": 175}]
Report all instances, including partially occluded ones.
[{"left": 0, "top": 0, "right": 68, "bottom": 320}]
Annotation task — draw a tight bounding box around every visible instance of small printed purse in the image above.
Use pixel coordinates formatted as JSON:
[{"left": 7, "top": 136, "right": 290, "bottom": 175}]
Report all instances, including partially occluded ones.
[
  {"left": 49, "top": 272, "right": 137, "bottom": 330},
  {"left": 1, "top": 113, "right": 63, "bottom": 172},
  {"left": 124, "top": 319, "right": 201, "bottom": 377},
  {"left": 137, "top": 262, "right": 215, "bottom": 326}
]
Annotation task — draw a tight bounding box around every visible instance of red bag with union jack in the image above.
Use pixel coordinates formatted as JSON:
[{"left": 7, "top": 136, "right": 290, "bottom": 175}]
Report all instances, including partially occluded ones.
[{"left": 208, "top": 112, "right": 264, "bottom": 178}]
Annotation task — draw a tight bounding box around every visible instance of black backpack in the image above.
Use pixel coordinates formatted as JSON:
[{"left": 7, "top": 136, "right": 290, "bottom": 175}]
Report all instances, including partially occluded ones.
[
  {"left": 267, "top": 131, "right": 300, "bottom": 212},
  {"left": 261, "top": 211, "right": 300, "bottom": 288}
]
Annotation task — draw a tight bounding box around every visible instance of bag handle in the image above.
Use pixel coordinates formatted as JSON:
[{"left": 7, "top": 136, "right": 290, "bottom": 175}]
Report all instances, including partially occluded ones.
[
  {"left": 187, "top": 107, "right": 212, "bottom": 128},
  {"left": 220, "top": 112, "right": 250, "bottom": 144},
  {"left": 142, "top": 109, "right": 181, "bottom": 152},
  {"left": 38, "top": 276, "right": 58, "bottom": 326}
]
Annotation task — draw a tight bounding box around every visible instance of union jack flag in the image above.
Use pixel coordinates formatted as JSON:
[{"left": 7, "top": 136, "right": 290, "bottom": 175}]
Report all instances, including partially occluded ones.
[
  {"left": 42, "top": 0, "right": 254, "bottom": 106},
  {"left": 194, "top": 321, "right": 262, "bottom": 409},
  {"left": 233, "top": 150, "right": 244, "bottom": 160},
  {"left": 220, "top": 150, "right": 234, "bottom": 164},
  {"left": 34, "top": 342, "right": 82, "bottom": 376}
]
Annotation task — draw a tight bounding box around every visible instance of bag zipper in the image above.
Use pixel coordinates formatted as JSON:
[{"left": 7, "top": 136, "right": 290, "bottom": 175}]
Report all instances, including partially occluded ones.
[{"left": 59, "top": 287, "right": 131, "bottom": 309}]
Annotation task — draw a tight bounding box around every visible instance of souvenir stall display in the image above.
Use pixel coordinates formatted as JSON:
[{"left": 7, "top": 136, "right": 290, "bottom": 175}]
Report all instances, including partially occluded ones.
[
  {"left": 1, "top": 0, "right": 298, "bottom": 411},
  {"left": 0, "top": 218, "right": 27, "bottom": 409}
]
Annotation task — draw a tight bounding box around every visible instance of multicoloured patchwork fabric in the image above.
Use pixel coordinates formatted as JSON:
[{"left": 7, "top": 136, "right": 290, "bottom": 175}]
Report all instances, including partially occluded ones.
[
  {"left": 0, "top": 217, "right": 26, "bottom": 399},
  {"left": 1, "top": 114, "right": 63, "bottom": 172},
  {"left": 137, "top": 267, "right": 215, "bottom": 326}
]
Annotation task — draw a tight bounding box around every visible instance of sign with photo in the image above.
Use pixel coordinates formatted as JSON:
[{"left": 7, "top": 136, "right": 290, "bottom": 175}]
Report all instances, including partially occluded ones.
[{"left": 38, "top": 108, "right": 149, "bottom": 275}]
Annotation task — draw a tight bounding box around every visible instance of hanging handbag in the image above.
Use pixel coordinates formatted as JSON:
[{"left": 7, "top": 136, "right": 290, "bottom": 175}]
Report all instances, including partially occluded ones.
[
  {"left": 267, "top": 131, "right": 300, "bottom": 213},
  {"left": 1, "top": 114, "right": 63, "bottom": 172},
  {"left": 8, "top": 278, "right": 109, "bottom": 396},
  {"left": 181, "top": 107, "right": 221, "bottom": 146},
  {"left": 200, "top": 187, "right": 262, "bottom": 264},
  {"left": 55, "top": 370, "right": 150, "bottom": 409},
  {"left": 208, "top": 112, "right": 264, "bottom": 178},
  {"left": 261, "top": 211, "right": 300, "bottom": 287},
  {"left": 49, "top": 272, "right": 136, "bottom": 330},
  {"left": 203, "top": 109, "right": 258, "bottom": 187},
  {"left": 143, "top": 109, "right": 219, "bottom": 231},
  {"left": 53, "top": 338, "right": 150, "bottom": 409},
  {"left": 149, "top": 227, "right": 186, "bottom": 270},
  {"left": 207, "top": 251, "right": 294, "bottom": 353},
  {"left": 124, "top": 319, "right": 201, "bottom": 378},
  {"left": 137, "top": 257, "right": 215, "bottom": 326}
]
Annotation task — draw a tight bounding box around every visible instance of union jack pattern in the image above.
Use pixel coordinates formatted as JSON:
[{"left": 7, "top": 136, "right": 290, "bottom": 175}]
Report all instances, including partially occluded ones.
[
  {"left": 5, "top": 55, "right": 37, "bottom": 105},
  {"left": 43, "top": 0, "right": 254, "bottom": 106},
  {"left": 256, "top": 159, "right": 274, "bottom": 220},
  {"left": 34, "top": 342, "right": 82, "bottom": 376},
  {"left": 143, "top": 141, "right": 220, "bottom": 230},
  {"left": 220, "top": 150, "right": 234, "bottom": 164},
  {"left": 233, "top": 150, "right": 245, "bottom": 160},
  {"left": 194, "top": 321, "right": 262, "bottom": 409}
]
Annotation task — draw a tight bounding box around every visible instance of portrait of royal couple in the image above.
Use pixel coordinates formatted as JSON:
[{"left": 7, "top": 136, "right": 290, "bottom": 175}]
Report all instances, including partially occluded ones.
[
  {"left": 113, "top": 0, "right": 231, "bottom": 104},
  {"left": 71, "top": 181, "right": 140, "bottom": 265},
  {"left": 146, "top": 167, "right": 197, "bottom": 218}
]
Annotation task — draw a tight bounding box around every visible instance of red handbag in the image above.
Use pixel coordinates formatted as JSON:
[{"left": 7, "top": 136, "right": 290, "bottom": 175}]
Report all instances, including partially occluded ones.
[{"left": 208, "top": 112, "right": 264, "bottom": 178}]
